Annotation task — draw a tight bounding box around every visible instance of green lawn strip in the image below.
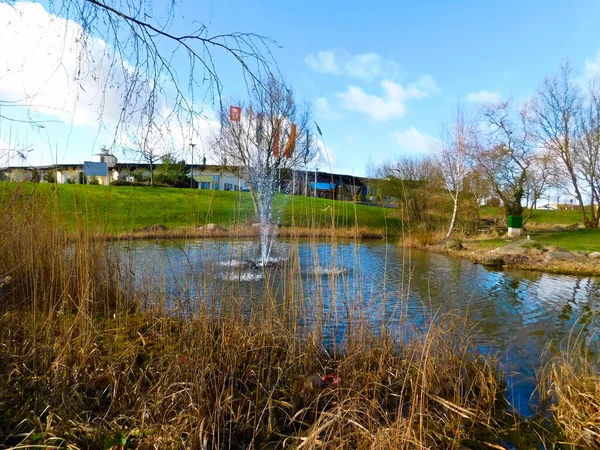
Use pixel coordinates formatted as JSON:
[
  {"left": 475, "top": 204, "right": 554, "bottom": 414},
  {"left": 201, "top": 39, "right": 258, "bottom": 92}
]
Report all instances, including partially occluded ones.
[
  {"left": 471, "top": 238, "right": 506, "bottom": 250},
  {"left": 473, "top": 230, "right": 600, "bottom": 253},
  {"left": 1, "top": 182, "right": 399, "bottom": 234},
  {"left": 534, "top": 229, "right": 600, "bottom": 252},
  {"left": 480, "top": 206, "right": 586, "bottom": 226}
]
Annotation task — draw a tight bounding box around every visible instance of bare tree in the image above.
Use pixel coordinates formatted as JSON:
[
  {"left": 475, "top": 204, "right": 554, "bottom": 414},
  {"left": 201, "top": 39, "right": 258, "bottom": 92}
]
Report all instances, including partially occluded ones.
[
  {"left": 0, "top": 0, "right": 278, "bottom": 163},
  {"left": 525, "top": 151, "right": 554, "bottom": 212},
  {"left": 215, "top": 76, "right": 315, "bottom": 217},
  {"left": 475, "top": 99, "right": 537, "bottom": 221},
  {"left": 125, "top": 119, "right": 173, "bottom": 186},
  {"left": 463, "top": 168, "right": 491, "bottom": 223},
  {"left": 575, "top": 77, "right": 600, "bottom": 227},
  {"left": 532, "top": 63, "right": 596, "bottom": 227},
  {"left": 436, "top": 107, "right": 474, "bottom": 238},
  {"left": 376, "top": 155, "right": 439, "bottom": 225}
]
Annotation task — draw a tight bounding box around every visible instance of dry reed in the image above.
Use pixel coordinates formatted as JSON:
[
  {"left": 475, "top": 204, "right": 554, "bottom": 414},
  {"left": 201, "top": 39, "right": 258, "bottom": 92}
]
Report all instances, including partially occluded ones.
[
  {"left": 538, "top": 323, "right": 600, "bottom": 448},
  {"left": 0, "top": 182, "right": 591, "bottom": 449}
]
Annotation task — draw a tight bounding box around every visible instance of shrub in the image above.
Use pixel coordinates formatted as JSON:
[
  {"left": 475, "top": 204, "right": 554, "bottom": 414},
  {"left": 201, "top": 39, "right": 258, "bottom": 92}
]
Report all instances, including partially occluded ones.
[
  {"left": 31, "top": 168, "right": 41, "bottom": 183},
  {"left": 486, "top": 197, "right": 501, "bottom": 207},
  {"left": 44, "top": 170, "right": 56, "bottom": 183},
  {"left": 88, "top": 176, "right": 100, "bottom": 185}
]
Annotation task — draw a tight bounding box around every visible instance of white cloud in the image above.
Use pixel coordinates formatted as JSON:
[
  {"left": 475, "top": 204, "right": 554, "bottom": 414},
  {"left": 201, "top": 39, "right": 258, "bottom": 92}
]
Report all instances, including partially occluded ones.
[
  {"left": 313, "top": 138, "right": 337, "bottom": 170},
  {"left": 304, "top": 51, "right": 342, "bottom": 75},
  {"left": 305, "top": 49, "right": 399, "bottom": 81},
  {"left": 314, "top": 97, "right": 342, "bottom": 120},
  {"left": 344, "top": 53, "right": 382, "bottom": 80},
  {"left": 392, "top": 127, "right": 440, "bottom": 154},
  {"left": 0, "top": 2, "right": 218, "bottom": 165},
  {"left": 466, "top": 90, "right": 501, "bottom": 104},
  {"left": 338, "top": 76, "right": 439, "bottom": 121},
  {"left": 0, "top": 2, "right": 128, "bottom": 128},
  {"left": 585, "top": 50, "right": 600, "bottom": 79}
]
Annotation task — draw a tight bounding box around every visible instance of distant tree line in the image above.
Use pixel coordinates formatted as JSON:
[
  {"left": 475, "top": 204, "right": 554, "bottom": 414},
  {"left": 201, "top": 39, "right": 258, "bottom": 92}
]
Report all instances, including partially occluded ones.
[{"left": 374, "top": 62, "right": 600, "bottom": 235}]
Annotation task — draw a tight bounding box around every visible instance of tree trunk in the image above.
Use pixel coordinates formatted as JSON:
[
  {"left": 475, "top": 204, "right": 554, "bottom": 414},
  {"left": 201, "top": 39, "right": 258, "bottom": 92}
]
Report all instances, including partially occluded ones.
[
  {"left": 590, "top": 187, "right": 599, "bottom": 228},
  {"left": 248, "top": 186, "right": 260, "bottom": 217},
  {"left": 569, "top": 169, "right": 592, "bottom": 228},
  {"left": 563, "top": 141, "right": 592, "bottom": 227},
  {"left": 446, "top": 192, "right": 459, "bottom": 239}
]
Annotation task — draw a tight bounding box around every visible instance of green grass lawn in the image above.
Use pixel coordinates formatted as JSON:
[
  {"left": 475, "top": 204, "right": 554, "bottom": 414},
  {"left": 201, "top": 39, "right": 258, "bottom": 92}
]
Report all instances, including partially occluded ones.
[
  {"left": 1, "top": 182, "right": 401, "bottom": 233},
  {"left": 534, "top": 229, "right": 600, "bottom": 252},
  {"left": 480, "top": 206, "right": 584, "bottom": 225},
  {"left": 473, "top": 230, "right": 600, "bottom": 252}
]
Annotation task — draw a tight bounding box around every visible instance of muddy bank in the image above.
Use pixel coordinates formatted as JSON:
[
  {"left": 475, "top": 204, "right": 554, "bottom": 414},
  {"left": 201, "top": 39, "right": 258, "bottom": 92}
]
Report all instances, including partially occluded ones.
[
  {"left": 80, "top": 224, "right": 389, "bottom": 242},
  {"left": 419, "top": 238, "right": 600, "bottom": 277}
]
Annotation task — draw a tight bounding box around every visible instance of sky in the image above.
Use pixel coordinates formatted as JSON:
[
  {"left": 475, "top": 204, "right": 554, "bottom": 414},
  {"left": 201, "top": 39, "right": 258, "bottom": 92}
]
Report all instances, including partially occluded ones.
[{"left": 2, "top": 0, "right": 600, "bottom": 176}]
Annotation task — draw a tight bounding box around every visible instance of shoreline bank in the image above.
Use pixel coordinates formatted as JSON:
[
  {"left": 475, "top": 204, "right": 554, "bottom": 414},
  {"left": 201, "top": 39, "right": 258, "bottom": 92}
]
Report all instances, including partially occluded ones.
[
  {"left": 412, "top": 239, "right": 600, "bottom": 277},
  {"left": 78, "top": 224, "right": 390, "bottom": 241}
]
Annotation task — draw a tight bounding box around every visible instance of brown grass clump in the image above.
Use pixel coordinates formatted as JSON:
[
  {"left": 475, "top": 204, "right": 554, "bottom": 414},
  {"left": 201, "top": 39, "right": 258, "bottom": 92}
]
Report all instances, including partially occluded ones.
[
  {"left": 0, "top": 309, "right": 509, "bottom": 448},
  {"left": 538, "top": 327, "right": 600, "bottom": 448},
  {"left": 0, "top": 182, "right": 557, "bottom": 449},
  {"left": 105, "top": 225, "right": 387, "bottom": 242},
  {"left": 399, "top": 230, "right": 448, "bottom": 248}
]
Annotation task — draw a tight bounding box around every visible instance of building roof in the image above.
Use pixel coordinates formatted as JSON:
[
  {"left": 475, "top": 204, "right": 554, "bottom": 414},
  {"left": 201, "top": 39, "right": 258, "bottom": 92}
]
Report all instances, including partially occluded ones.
[{"left": 0, "top": 164, "right": 82, "bottom": 171}]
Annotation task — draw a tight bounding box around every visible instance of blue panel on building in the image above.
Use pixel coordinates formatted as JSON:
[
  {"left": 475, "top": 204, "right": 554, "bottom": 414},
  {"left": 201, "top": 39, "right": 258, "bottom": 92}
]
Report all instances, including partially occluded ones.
[
  {"left": 83, "top": 161, "right": 108, "bottom": 177},
  {"left": 310, "top": 182, "right": 337, "bottom": 190}
]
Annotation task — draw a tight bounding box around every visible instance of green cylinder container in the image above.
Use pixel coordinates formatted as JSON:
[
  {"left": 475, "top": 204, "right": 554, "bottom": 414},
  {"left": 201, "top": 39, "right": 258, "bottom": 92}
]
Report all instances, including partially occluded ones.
[{"left": 507, "top": 215, "right": 523, "bottom": 228}]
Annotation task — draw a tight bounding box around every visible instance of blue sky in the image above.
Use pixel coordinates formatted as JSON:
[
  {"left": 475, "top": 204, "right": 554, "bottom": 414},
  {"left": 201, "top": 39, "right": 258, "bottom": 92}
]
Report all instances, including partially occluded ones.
[{"left": 2, "top": 0, "right": 600, "bottom": 175}]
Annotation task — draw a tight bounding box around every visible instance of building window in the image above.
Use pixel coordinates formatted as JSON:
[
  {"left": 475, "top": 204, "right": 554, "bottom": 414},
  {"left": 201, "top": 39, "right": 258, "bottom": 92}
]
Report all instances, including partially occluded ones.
[
  {"left": 224, "top": 183, "right": 233, "bottom": 191},
  {"left": 233, "top": 185, "right": 239, "bottom": 191},
  {"left": 214, "top": 183, "right": 219, "bottom": 190},
  {"left": 200, "top": 182, "right": 211, "bottom": 190}
]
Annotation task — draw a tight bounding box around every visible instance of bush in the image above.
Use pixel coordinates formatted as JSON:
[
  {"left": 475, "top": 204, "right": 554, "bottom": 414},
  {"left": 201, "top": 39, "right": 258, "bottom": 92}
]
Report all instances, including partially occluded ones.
[
  {"left": 486, "top": 197, "right": 501, "bottom": 207},
  {"left": 44, "top": 170, "right": 56, "bottom": 183},
  {"left": 88, "top": 176, "right": 100, "bottom": 185},
  {"left": 31, "top": 169, "right": 41, "bottom": 183}
]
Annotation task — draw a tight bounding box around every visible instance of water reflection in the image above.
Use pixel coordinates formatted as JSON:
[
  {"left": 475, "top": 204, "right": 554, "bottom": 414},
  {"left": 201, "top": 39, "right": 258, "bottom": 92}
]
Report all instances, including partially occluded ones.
[{"left": 119, "top": 239, "right": 600, "bottom": 416}]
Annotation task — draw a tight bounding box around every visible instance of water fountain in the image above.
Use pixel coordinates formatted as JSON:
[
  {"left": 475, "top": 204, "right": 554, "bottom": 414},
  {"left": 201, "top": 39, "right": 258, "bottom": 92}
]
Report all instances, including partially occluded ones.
[{"left": 252, "top": 164, "right": 279, "bottom": 267}]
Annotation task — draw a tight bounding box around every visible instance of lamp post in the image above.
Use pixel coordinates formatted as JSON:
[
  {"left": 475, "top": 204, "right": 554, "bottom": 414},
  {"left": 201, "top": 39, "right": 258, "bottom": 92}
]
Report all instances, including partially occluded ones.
[
  {"left": 304, "top": 168, "right": 308, "bottom": 197},
  {"left": 314, "top": 167, "right": 319, "bottom": 197},
  {"left": 190, "top": 142, "right": 196, "bottom": 188}
]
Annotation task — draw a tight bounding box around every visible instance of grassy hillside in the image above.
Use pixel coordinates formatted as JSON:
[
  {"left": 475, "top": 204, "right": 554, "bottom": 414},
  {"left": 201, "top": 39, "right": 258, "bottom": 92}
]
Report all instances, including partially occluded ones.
[
  {"left": 480, "top": 206, "right": 585, "bottom": 225},
  {"left": 474, "top": 229, "right": 600, "bottom": 252},
  {"left": 0, "top": 182, "right": 401, "bottom": 233},
  {"left": 534, "top": 229, "right": 600, "bottom": 252}
]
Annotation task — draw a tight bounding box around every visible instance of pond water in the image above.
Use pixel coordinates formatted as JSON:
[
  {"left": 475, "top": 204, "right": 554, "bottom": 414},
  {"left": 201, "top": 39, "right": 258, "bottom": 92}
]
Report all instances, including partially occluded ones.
[{"left": 120, "top": 238, "right": 600, "bottom": 417}]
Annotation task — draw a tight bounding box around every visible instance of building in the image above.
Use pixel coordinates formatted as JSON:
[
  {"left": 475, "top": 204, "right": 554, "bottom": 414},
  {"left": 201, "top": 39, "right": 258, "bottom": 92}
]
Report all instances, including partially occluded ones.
[
  {"left": 83, "top": 161, "right": 110, "bottom": 185},
  {"left": 92, "top": 148, "right": 118, "bottom": 168},
  {"left": 192, "top": 165, "right": 249, "bottom": 191},
  {"left": 1, "top": 166, "right": 33, "bottom": 182},
  {"left": 1, "top": 160, "right": 376, "bottom": 203},
  {"left": 1, "top": 147, "right": 119, "bottom": 185},
  {"left": 306, "top": 171, "right": 367, "bottom": 201},
  {"left": 56, "top": 164, "right": 85, "bottom": 184}
]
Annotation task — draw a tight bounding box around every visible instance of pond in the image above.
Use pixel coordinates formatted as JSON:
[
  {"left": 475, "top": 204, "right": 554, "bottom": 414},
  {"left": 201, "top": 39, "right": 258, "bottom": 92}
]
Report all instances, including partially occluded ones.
[{"left": 119, "top": 238, "right": 600, "bottom": 417}]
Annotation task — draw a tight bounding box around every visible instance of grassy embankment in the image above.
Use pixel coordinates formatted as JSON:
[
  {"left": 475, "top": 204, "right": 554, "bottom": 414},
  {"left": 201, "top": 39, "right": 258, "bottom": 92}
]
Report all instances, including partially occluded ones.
[
  {"left": 472, "top": 230, "right": 600, "bottom": 253},
  {"left": 1, "top": 183, "right": 599, "bottom": 448},
  {"left": 480, "top": 205, "right": 587, "bottom": 226},
  {"left": 1, "top": 182, "right": 400, "bottom": 236},
  {"left": 477, "top": 206, "right": 600, "bottom": 252}
]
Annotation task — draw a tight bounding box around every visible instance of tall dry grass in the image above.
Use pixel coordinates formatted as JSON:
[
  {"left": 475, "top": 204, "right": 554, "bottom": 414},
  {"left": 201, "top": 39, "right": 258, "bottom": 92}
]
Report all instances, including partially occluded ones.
[
  {"left": 538, "top": 323, "right": 600, "bottom": 449},
  {"left": 0, "top": 181, "right": 589, "bottom": 449}
]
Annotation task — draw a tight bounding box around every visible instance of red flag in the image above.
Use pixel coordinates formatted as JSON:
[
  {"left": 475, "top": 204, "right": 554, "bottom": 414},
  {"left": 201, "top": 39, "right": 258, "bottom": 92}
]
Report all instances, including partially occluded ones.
[
  {"left": 273, "top": 119, "right": 281, "bottom": 157},
  {"left": 284, "top": 123, "right": 297, "bottom": 158},
  {"left": 229, "top": 106, "right": 241, "bottom": 122}
]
